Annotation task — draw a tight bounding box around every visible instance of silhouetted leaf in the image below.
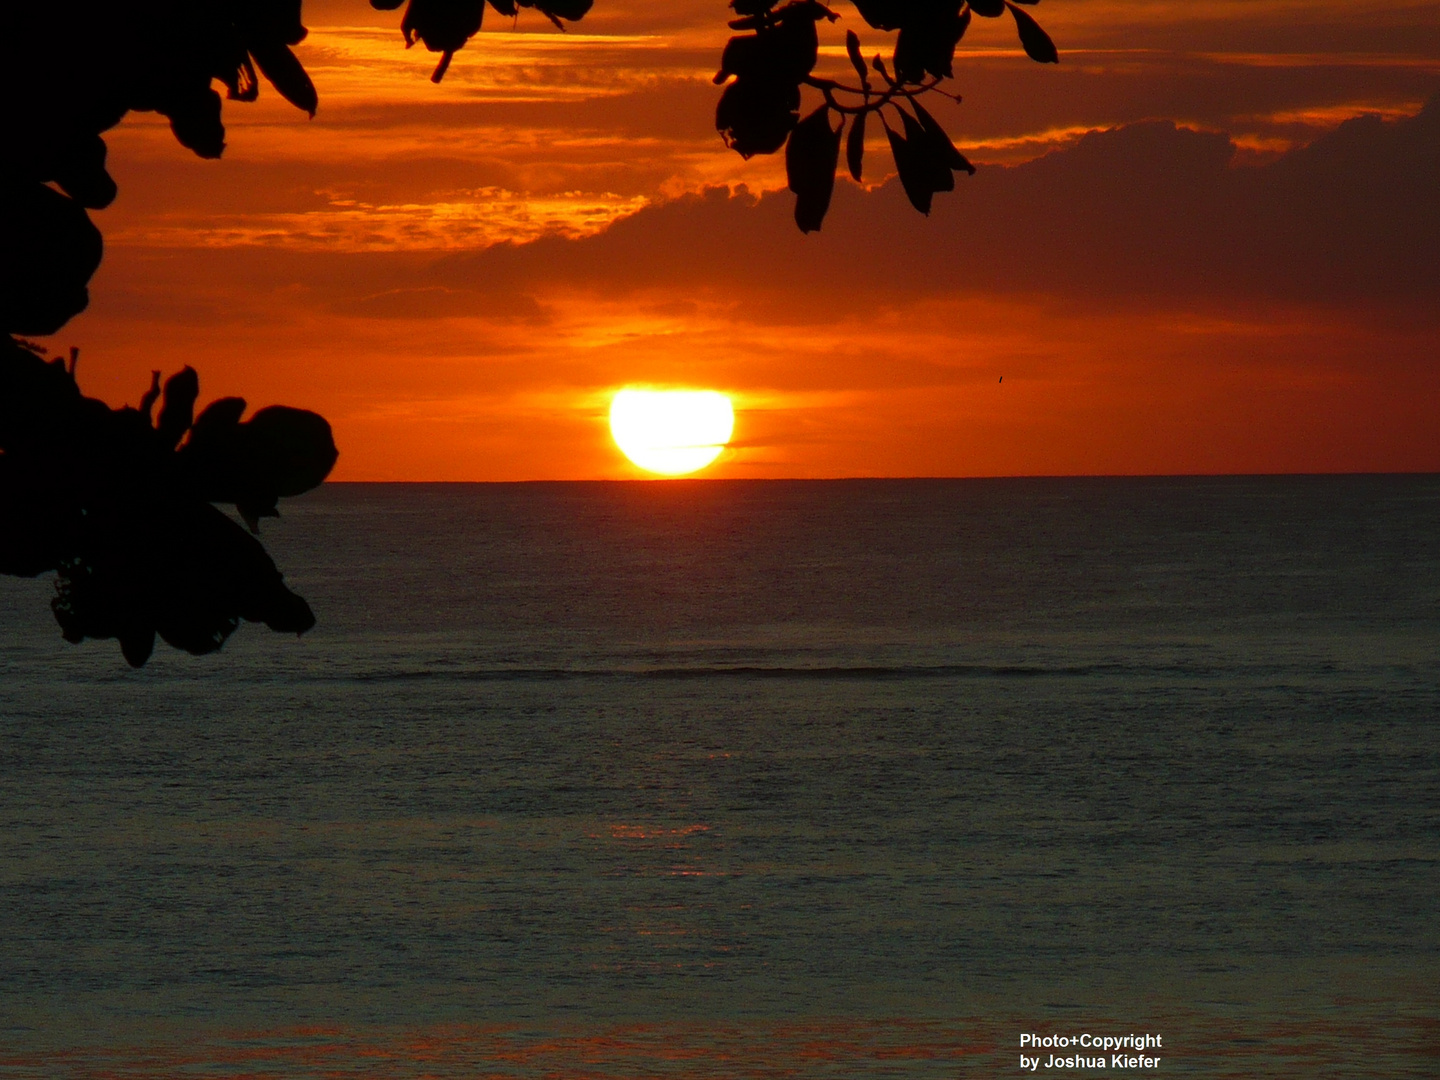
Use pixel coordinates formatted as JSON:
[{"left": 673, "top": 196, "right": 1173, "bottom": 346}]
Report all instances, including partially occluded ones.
[
  {"left": 401, "top": 0, "right": 485, "bottom": 51},
  {"left": 0, "top": 181, "right": 103, "bottom": 336},
  {"left": 119, "top": 627, "right": 155, "bottom": 668},
  {"left": 192, "top": 397, "right": 248, "bottom": 436},
  {"left": 846, "top": 108, "right": 866, "bottom": 181},
  {"left": 716, "top": 35, "right": 761, "bottom": 82},
  {"left": 164, "top": 87, "right": 226, "bottom": 159},
  {"left": 716, "top": 6, "right": 820, "bottom": 87},
  {"left": 899, "top": 106, "right": 954, "bottom": 194},
  {"left": 884, "top": 116, "right": 932, "bottom": 214},
  {"left": 845, "top": 29, "right": 868, "bottom": 86},
  {"left": 716, "top": 78, "right": 801, "bottom": 157},
  {"left": 787, "top": 106, "right": 841, "bottom": 232},
  {"left": 894, "top": 5, "right": 969, "bottom": 81},
  {"left": 912, "top": 98, "right": 975, "bottom": 173},
  {"left": 241, "top": 407, "right": 339, "bottom": 498},
  {"left": 157, "top": 367, "right": 199, "bottom": 450},
  {"left": 140, "top": 371, "right": 162, "bottom": 423},
  {"left": 396, "top": 0, "right": 486, "bottom": 79},
  {"left": 181, "top": 403, "right": 337, "bottom": 523},
  {"left": 1007, "top": 1, "right": 1058, "bottom": 63},
  {"left": 885, "top": 104, "right": 963, "bottom": 216},
  {"left": 970, "top": 0, "right": 1005, "bottom": 16},
  {"left": 530, "top": 0, "right": 594, "bottom": 21},
  {"left": 249, "top": 42, "right": 318, "bottom": 116}
]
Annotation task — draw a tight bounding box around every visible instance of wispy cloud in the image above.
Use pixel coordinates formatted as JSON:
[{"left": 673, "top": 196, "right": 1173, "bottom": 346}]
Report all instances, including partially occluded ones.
[{"left": 107, "top": 189, "right": 649, "bottom": 251}]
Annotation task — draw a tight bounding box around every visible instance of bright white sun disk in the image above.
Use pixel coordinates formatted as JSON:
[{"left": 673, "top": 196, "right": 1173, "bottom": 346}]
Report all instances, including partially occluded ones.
[{"left": 609, "top": 389, "right": 734, "bottom": 476}]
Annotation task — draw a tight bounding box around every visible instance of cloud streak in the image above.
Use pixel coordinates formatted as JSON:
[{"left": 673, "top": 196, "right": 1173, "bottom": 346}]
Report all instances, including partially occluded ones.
[{"left": 437, "top": 99, "right": 1440, "bottom": 310}]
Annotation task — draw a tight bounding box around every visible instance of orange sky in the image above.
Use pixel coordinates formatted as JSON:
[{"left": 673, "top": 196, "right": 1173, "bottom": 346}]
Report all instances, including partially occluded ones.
[{"left": 45, "top": 0, "right": 1440, "bottom": 479}]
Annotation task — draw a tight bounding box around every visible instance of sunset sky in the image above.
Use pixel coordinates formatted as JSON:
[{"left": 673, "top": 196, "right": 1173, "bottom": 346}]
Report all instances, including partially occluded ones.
[{"left": 56, "top": 0, "right": 1440, "bottom": 479}]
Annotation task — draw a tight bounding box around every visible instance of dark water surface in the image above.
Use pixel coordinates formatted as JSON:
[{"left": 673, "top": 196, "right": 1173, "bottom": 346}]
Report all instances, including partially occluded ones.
[{"left": 2, "top": 478, "right": 1437, "bottom": 1076}]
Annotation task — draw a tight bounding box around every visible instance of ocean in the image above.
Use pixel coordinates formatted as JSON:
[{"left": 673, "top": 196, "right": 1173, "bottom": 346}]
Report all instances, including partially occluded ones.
[{"left": 2, "top": 477, "right": 1437, "bottom": 1076}]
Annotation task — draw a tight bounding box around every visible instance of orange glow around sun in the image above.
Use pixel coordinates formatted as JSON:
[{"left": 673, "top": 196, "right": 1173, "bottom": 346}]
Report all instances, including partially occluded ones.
[{"left": 49, "top": 1, "right": 1440, "bottom": 480}]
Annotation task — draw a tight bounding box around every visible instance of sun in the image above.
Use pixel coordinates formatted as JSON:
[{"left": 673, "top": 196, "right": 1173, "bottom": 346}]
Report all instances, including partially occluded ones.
[{"left": 609, "top": 388, "right": 735, "bottom": 476}]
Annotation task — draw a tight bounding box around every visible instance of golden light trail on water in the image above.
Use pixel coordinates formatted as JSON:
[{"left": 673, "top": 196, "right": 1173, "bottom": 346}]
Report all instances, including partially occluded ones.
[{"left": 609, "top": 389, "right": 734, "bottom": 476}]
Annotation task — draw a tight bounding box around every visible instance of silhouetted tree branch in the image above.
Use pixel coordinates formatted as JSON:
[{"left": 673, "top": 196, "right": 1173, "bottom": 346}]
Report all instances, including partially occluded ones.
[
  {"left": 713, "top": 0, "right": 1057, "bottom": 230},
  {"left": 0, "top": 0, "right": 1057, "bottom": 665}
]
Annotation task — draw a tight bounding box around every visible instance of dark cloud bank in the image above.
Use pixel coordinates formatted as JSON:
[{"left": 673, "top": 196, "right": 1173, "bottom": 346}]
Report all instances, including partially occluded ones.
[{"left": 436, "top": 95, "right": 1440, "bottom": 312}]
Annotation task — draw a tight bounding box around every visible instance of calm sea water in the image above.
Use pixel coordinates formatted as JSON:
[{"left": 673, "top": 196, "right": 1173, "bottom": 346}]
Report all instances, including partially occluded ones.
[{"left": 2, "top": 478, "right": 1437, "bottom": 1077}]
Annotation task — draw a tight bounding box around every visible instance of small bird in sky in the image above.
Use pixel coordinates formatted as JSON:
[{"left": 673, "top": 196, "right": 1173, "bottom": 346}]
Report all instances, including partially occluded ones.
[{"left": 998, "top": 376, "right": 1003, "bottom": 383}]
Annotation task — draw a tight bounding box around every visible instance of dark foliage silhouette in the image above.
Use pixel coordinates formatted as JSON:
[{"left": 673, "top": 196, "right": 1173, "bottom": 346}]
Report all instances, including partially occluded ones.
[
  {"left": 0, "top": 338, "right": 336, "bottom": 666},
  {"left": 0, "top": 2, "right": 343, "bottom": 665},
  {"left": 0, "top": 0, "right": 1057, "bottom": 664},
  {"left": 371, "top": 0, "right": 595, "bottom": 81},
  {"left": 715, "top": 0, "right": 1058, "bottom": 230}
]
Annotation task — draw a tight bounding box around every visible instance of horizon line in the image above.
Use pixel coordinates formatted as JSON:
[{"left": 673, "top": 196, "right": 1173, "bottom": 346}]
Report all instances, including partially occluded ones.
[{"left": 319, "top": 471, "right": 1440, "bottom": 484}]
